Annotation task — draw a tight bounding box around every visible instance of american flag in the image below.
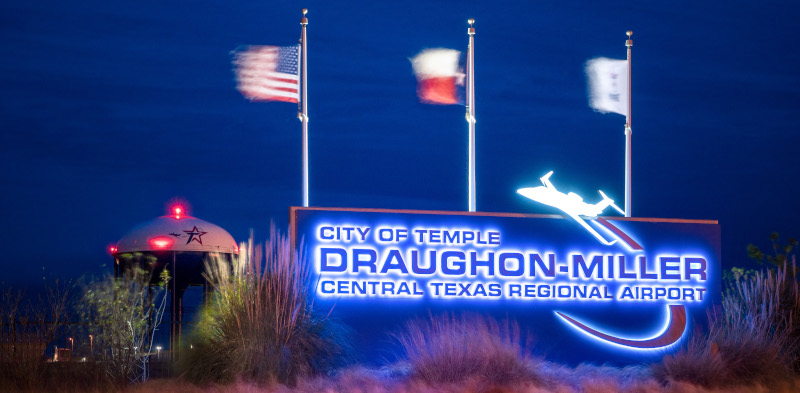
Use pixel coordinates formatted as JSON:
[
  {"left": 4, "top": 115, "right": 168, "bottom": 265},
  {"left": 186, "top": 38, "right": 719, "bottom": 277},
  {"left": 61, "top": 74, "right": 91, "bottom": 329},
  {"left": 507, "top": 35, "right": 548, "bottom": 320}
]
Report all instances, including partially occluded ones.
[{"left": 233, "top": 45, "right": 300, "bottom": 103}]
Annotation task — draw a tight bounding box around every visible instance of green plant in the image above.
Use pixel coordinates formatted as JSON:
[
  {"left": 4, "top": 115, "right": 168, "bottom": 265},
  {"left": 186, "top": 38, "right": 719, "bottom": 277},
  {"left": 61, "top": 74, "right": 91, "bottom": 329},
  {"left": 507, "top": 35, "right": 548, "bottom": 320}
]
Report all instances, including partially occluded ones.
[
  {"left": 181, "top": 226, "right": 346, "bottom": 385},
  {"left": 81, "top": 268, "right": 169, "bottom": 386},
  {"left": 747, "top": 232, "right": 798, "bottom": 268}
]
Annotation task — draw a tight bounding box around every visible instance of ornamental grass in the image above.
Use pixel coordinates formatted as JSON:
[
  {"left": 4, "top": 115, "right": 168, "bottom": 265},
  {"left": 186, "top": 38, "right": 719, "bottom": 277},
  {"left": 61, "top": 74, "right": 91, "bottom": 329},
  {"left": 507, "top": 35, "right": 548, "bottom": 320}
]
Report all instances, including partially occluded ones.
[
  {"left": 653, "top": 259, "right": 800, "bottom": 389},
  {"left": 181, "top": 225, "right": 348, "bottom": 385},
  {"left": 393, "top": 313, "right": 542, "bottom": 387}
]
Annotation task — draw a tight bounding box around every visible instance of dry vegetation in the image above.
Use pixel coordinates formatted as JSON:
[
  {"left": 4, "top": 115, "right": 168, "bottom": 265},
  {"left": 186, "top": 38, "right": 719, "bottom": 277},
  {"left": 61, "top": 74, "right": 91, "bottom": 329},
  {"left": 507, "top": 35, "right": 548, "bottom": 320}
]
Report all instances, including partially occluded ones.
[
  {"left": 3, "top": 234, "right": 800, "bottom": 393},
  {"left": 653, "top": 260, "right": 800, "bottom": 389},
  {"left": 128, "top": 362, "right": 799, "bottom": 393},
  {"left": 393, "top": 313, "right": 538, "bottom": 386}
]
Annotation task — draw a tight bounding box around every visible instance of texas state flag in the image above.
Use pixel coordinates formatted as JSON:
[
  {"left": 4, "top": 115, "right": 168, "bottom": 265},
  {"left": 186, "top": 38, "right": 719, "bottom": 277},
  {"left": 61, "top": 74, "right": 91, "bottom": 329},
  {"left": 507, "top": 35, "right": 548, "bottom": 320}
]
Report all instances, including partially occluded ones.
[{"left": 410, "top": 48, "right": 465, "bottom": 105}]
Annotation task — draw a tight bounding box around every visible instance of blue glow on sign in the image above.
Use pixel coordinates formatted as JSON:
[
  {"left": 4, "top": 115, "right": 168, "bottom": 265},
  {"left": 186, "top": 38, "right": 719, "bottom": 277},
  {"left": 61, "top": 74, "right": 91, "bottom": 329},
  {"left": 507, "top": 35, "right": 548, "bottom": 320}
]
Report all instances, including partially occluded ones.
[
  {"left": 315, "top": 244, "right": 709, "bottom": 284},
  {"left": 293, "top": 207, "right": 720, "bottom": 363}
]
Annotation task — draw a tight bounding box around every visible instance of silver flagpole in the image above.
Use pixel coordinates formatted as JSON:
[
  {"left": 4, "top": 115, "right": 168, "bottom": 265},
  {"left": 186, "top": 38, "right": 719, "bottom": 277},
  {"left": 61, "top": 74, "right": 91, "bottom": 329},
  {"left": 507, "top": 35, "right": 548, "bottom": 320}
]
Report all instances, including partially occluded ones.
[
  {"left": 300, "top": 9, "right": 309, "bottom": 207},
  {"left": 467, "top": 19, "right": 476, "bottom": 212},
  {"left": 624, "top": 31, "right": 632, "bottom": 217}
]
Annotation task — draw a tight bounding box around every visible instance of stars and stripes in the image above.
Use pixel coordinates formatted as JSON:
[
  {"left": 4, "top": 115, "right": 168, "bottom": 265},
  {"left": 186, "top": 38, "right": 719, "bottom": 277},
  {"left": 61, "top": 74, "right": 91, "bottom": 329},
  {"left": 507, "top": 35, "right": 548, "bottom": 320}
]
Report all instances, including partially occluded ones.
[{"left": 233, "top": 45, "right": 300, "bottom": 103}]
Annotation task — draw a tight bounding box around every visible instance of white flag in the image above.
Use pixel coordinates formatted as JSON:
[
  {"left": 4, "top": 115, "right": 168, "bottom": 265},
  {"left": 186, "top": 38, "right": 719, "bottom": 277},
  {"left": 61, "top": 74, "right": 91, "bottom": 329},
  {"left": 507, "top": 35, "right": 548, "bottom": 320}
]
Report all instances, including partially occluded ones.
[{"left": 586, "top": 57, "right": 629, "bottom": 116}]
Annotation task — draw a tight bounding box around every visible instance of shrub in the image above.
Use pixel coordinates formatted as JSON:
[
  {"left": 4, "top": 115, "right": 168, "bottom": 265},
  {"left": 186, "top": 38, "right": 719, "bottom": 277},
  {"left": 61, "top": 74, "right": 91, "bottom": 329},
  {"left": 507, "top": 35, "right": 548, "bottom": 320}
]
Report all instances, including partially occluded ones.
[
  {"left": 81, "top": 268, "right": 170, "bottom": 386},
  {"left": 182, "top": 226, "right": 347, "bottom": 385},
  {"left": 747, "top": 232, "right": 797, "bottom": 268},
  {"left": 653, "top": 260, "right": 799, "bottom": 389},
  {"left": 394, "top": 313, "right": 540, "bottom": 387}
]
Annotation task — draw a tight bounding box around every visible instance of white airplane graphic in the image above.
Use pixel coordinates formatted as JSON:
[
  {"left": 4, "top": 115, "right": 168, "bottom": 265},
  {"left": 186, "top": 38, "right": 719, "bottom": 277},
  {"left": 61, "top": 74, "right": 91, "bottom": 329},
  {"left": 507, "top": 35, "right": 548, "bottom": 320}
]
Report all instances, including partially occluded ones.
[{"left": 517, "top": 171, "right": 626, "bottom": 246}]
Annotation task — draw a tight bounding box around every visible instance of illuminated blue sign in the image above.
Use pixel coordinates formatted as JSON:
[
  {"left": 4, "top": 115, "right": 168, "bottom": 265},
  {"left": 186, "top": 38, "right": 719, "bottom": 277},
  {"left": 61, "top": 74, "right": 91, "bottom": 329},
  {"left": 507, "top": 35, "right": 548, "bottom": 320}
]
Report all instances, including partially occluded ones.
[{"left": 290, "top": 207, "right": 721, "bottom": 365}]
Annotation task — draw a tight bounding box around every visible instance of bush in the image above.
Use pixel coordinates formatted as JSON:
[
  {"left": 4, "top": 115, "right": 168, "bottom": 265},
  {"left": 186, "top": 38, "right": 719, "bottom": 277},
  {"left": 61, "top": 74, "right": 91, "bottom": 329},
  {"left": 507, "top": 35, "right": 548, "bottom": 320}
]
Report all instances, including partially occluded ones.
[
  {"left": 394, "top": 313, "right": 540, "bottom": 387},
  {"left": 81, "top": 268, "right": 169, "bottom": 386},
  {"left": 653, "top": 260, "right": 800, "bottom": 389},
  {"left": 181, "top": 226, "right": 347, "bottom": 385}
]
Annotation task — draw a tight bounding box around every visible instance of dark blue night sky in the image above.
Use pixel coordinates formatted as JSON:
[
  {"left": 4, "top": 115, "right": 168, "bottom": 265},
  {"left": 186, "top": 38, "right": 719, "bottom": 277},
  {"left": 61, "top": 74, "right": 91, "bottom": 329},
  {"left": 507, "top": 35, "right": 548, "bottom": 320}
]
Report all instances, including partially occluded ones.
[{"left": 1, "top": 1, "right": 798, "bottom": 285}]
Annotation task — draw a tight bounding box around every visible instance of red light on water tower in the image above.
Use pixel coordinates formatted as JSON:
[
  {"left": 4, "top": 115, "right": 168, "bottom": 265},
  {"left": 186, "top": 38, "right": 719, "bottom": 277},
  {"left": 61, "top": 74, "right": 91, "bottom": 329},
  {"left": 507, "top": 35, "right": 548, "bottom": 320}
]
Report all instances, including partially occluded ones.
[
  {"left": 109, "top": 246, "right": 118, "bottom": 254},
  {"left": 149, "top": 237, "right": 174, "bottom": 250},
  {"left": 166, "top": 199, "right": 189, "bottom": 218}
]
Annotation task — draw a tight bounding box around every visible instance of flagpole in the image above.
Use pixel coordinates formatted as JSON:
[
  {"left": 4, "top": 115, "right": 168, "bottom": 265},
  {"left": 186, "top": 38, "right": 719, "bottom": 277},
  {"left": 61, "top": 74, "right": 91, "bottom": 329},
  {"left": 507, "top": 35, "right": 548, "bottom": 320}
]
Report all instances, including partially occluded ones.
[
  {"left": 467, "top": 19, "right": 476, "bottom": 212},
  {"left": 300, "top": 9, "right": 309, "bottom": 207},
  {"left": 624, "top": 30, "right": 632, "bottom": 217}
]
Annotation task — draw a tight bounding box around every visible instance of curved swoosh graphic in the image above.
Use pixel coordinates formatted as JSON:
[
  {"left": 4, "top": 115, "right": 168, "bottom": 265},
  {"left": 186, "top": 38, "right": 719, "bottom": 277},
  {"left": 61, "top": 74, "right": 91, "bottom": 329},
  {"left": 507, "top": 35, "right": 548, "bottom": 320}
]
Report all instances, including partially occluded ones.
[
  {"left": 556, "top": 304, "right": 687, "bottom": 349},
  {"left": 595, "top": 217, "right": 644, "bottom": 251}
]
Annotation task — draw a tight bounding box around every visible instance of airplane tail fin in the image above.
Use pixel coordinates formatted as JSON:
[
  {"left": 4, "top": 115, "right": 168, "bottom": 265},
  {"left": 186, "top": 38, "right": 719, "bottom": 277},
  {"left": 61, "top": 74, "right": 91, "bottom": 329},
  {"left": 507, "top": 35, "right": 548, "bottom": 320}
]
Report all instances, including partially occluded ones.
[
  {"left": 540, "top": 171, "right": 554, "bottom": 187},
  {"left": 598, "top": 190, "right": 626, "bottom": 216}
]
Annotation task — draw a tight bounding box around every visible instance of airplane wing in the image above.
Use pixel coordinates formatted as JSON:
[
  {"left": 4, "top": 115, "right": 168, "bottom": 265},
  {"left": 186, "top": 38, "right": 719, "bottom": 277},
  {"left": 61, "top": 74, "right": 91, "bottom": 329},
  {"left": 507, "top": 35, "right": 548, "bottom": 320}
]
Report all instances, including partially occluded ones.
[{"left": 566, "top": 212, "right": 617, "bottom": 246}]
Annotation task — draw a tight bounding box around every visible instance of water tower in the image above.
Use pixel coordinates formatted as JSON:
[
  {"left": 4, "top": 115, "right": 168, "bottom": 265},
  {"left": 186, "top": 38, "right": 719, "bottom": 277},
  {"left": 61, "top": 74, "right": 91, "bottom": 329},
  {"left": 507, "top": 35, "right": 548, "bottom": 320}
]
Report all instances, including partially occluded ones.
[{"left": 111, "top": 205, "right": 237, "bottom": 352}]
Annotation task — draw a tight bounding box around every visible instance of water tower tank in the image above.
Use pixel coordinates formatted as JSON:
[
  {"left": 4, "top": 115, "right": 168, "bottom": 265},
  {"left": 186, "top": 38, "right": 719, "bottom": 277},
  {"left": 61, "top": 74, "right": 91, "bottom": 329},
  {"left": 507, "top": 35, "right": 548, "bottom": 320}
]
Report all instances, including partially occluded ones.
[{"left": 111, "top": 206, "right": 238, "bottom": 352}]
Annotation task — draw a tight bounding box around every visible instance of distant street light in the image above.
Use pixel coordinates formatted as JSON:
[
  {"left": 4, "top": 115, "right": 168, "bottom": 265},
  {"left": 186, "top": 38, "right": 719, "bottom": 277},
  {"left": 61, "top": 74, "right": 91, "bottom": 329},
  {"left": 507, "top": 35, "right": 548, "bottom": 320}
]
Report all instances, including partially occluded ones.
[
  {"left": 68, "top": 337, "right": 74, "bottom": 352},
  {"left": 88, "top": 334, "right": 93, "bottom": 355},
  {"left": 155, "top": 346, "right": 162, "bottom": 360}
]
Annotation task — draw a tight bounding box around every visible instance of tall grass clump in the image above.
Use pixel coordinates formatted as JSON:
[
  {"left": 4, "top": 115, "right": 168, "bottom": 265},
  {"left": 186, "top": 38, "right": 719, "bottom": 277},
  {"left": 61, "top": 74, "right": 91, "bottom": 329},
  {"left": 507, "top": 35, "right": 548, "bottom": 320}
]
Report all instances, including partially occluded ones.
[
  {"left": 394, "top": 313, "right": 540, "bottom": 387},
  {"left": 654, "top": 259, "right": 800, "bottom": 389},
  {"left": 182, "top": 226, "right": 347, "bottom": 385}
]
